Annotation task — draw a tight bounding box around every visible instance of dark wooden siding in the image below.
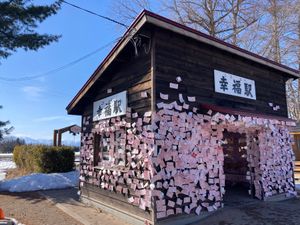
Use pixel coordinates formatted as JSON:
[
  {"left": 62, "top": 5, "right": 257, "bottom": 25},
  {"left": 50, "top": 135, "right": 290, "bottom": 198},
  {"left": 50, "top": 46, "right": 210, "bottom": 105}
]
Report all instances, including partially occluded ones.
[
  {"left": 82, "top": 183, "right": 152, "bottom": 220},
  {"left": 76, "top": 38, "right": 152, "bottom": 117},
  {"left": 154, "top": 28, "right": 289, "bottom": 117}
]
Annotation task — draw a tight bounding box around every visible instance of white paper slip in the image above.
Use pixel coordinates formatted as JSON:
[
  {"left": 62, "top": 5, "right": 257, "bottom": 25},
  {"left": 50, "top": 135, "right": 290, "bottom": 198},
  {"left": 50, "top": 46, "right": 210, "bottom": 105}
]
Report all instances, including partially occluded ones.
[
  {"left": 160, "top": 93, "right": 169, "bottom": 100},
  {"left": 169, "top": 83, "right": 179, "bottom": 89}
]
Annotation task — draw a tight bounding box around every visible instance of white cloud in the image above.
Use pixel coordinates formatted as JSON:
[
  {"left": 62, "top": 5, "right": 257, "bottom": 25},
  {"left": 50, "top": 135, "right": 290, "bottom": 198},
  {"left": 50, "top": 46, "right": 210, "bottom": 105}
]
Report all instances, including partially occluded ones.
[
  {"left": 22, "top": 85, "right": 44, "bottom": 100},
  {"left": 33, "top": 116, "right": 75, "bottom": 123}
]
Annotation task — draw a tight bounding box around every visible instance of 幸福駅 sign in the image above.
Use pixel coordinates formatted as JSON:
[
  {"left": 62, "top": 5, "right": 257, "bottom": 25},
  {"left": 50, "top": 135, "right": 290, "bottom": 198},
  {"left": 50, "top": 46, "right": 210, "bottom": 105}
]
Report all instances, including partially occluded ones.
[
  {"left": 93, "top": 91, "right": 127, "bottom": 121},
  {"left": 214, "top": 70, "right": 256, "bottom": 100}
]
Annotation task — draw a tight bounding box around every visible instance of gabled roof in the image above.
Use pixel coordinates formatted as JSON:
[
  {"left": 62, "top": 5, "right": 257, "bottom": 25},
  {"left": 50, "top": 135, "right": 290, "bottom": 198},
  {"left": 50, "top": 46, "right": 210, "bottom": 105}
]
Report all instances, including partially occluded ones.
[{"left": 67, "top": 10, "right": 300, "bottom": 114}]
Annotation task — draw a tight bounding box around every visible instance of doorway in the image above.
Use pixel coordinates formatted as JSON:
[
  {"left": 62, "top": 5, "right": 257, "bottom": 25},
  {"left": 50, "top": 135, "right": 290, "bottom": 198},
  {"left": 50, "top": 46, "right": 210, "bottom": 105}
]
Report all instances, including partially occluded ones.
[{"left": 222, "top": 130, "right": 255, "bottom": 206}]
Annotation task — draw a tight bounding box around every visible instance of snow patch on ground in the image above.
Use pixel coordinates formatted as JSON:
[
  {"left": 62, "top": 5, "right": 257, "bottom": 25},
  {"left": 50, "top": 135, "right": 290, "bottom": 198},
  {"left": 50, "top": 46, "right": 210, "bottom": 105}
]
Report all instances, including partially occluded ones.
[
  {"left": 0, "top": 171, "right": 79, "bottom": 192},
  {"left": 0, "top": 160, "right": 16, "bottom": 181},
  {"left": 0, "top": 160, "right": 16, "bottom": 170}
]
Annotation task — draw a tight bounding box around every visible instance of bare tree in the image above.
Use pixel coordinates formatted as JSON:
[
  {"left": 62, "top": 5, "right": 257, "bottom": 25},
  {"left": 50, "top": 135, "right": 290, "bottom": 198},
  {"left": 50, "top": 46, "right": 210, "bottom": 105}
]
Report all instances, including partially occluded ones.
[
  {"left": 222, "top": 0, "right": 259, "bottom": 45},
  {"left": 110, "top": 0, "right": 258, "bottom": 43},
  {"left": 163, "top": 0, "right": 258, "bottom": 42},
  {"left": 285, "top": 1, "right": 300, "bottom": 121},
  {"left": 110, "top": 0, "right": 152, "bottom": 25},
  {"left": 287, "top": 79, "right": 300, "bottom": 121},
  {"left": 164, "top": 0, "right": 230, "bottom": 36},
  {"left": 257, "top": 0, "right": 299, "bottom": 120}
]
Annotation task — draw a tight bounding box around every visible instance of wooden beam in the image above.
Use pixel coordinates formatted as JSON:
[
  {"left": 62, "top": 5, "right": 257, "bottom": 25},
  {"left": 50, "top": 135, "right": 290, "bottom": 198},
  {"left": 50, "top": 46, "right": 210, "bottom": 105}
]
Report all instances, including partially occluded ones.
[
  {"left": 151, "top": 29, "right": 156, "bottom": 113},
  {"left": 53, "top": 130, "right": 58, "bottom": 146},
  {"left": 57, "top": 130, "right": 62, "bottom": 146}
]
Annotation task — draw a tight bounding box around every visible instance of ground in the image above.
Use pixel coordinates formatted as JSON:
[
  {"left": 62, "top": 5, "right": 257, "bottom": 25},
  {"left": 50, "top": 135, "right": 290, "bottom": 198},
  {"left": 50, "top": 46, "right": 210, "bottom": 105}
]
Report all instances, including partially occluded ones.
[
  {"left": 1, "top": 188, "right": 300, "bottom": 225},
  {"left": 0, "top": 191, "right": 82, "bottom": 225},
  {"left": 0, "top": 188, "right": 129, "bottom": 225},
  {"left": 192, "top": 198, "right": 300, "bottom": 225}
]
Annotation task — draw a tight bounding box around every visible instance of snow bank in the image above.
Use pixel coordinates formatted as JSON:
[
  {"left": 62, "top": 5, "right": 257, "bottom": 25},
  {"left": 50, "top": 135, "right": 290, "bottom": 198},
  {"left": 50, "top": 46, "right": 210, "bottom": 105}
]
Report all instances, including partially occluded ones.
[
  {"left": 0, "top": 160, "right": 16, "bottom": 170},
  {"left": 0, "top": 153, "right": 13, "bottom": 157},
  {"left": 0, "top": 160, "right": 16, "bottom": 181},
  {"left": 0, "top": 171, "right": 79, "bottom": 192}
]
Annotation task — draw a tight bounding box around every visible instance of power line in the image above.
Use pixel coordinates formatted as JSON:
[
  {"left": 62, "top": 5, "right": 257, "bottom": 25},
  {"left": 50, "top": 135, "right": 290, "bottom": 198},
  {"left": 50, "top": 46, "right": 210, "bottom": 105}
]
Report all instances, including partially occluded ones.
[
  {"left": 0, "top": 38, "right": 120, "bottom": 82},
  {"left": 61, "top": 0, "right": 128, "bottom": 28},
  {"left": 0, "top": 2, "right": 131, "bottom": 82}
]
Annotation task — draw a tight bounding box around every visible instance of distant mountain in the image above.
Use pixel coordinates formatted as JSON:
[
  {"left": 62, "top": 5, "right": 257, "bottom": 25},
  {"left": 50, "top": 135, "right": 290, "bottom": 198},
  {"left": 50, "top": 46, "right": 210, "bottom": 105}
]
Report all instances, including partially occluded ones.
[
  {"left": 4, "top": 136, "right": 80, "bottom": 147},
  {"left": 21, "top": 137, "right": 52, "bottom": 145}
]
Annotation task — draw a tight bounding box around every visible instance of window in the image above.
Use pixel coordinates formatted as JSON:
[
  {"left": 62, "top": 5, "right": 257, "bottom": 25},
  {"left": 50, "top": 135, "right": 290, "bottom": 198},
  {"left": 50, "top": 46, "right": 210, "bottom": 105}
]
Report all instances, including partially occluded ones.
[
  {"left": 115, "top": 130, "right": 126, "bottom": 166},
  {"left": 94, "top": 132, "right": 110, "bottom": 167},
  {"left": 94, "top": 130, "right": 126, "bottom": 167}
]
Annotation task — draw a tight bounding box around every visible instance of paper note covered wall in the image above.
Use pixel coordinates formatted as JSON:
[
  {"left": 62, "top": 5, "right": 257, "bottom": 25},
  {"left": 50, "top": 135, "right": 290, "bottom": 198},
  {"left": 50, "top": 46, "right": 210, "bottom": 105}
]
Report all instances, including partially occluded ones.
[
  {"left": 150, "top": 76, "right": 296, "bottom": 219},
  {"left": 79, "top": 110, "right": 155, "bottom": 212},
  {"left": 79, "top": 75, "right": 296, "bottom": 221}
]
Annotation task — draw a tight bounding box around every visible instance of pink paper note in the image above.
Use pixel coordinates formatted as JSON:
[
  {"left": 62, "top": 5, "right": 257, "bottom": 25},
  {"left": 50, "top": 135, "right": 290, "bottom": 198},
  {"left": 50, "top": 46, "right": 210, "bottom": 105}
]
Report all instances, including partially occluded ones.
[
  {"left": 157, "top": 212, "right": 166, "bottom": 219},
  {"left": 187, "top": 96, "right": 196, "bottom": 102},
  {"left": 195, "top": 206, "right": 202, "bottom": 215},
  {"left": 141, "top": 91, "right": 148, "bottom": 98},
  {"left": 167, "top": 209, "right": 175, "bottom": 216},
  {"left": 168, "top": 200, "right": 175, "bottom": 208},
  {"left": 176, "top": 207, "right": 182, "bottom": 214}
]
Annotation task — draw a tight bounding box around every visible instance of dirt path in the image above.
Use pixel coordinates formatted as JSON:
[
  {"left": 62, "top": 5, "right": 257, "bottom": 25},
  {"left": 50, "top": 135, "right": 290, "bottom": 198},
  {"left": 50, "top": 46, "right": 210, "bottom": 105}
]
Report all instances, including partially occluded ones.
[
  {"left": 39, "top": 188, "right": 130, "bottom": 225},
  {"left": 0, "top": 191, "right": 82, "bottom": 225}
]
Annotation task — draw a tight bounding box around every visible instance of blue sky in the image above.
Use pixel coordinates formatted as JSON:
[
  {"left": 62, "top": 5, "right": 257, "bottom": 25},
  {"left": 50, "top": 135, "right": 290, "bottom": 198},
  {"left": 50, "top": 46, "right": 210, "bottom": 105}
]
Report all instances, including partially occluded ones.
[{"left": 0, "top": 0, "right": 133, "bottom": 142}]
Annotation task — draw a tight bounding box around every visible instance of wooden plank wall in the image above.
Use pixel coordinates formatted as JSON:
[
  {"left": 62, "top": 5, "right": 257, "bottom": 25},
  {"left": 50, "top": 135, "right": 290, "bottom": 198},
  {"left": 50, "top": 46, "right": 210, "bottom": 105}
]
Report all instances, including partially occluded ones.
[
  {"left": 82, "top": 183, "right": 152, "bottom": 220},
  {"left": 80, "top": 44, "right": 152, "bottom": 117},
  {"left": 154, "top": 27, "right": 289, "bottom": 117}
]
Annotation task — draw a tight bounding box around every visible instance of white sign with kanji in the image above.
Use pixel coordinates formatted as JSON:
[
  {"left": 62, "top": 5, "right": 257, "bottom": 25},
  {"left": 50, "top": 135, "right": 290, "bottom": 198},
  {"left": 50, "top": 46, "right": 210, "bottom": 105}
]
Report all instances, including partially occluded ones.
[
  {"left": 214, "top": 70, "right": 256, "bottom": 100},
  {"left": 93, "top": 91, "right": 127, "bottom": 121}
]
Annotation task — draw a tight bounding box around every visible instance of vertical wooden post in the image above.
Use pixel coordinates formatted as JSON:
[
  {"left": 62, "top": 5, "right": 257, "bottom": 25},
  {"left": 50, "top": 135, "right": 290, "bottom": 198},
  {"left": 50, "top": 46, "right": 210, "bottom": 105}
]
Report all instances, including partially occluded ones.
[
  {"left": 150, "top": 29, "right": 156, "bottom": 113},
  {"left": 58, "top": 130, "right": 62, "bottom": 146},
  {"left": 53, "top": 130, "right": 58, "bottom": 146},
  {"left": 150, "top": 29, "right": 157, "bottom": 225}
]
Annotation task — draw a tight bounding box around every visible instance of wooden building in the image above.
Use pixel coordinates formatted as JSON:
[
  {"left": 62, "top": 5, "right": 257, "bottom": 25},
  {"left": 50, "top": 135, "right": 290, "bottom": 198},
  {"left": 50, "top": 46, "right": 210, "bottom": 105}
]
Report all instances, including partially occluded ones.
[{"left": 67, "top": 10, "right": 299, "bottom": 225}]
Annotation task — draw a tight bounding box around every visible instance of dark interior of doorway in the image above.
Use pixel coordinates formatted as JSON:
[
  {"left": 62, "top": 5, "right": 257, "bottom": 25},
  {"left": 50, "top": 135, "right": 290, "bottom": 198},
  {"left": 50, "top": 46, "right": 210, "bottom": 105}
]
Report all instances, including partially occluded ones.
[{"left": 222, "top": 130, "right": 256, "bottom": 207}]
